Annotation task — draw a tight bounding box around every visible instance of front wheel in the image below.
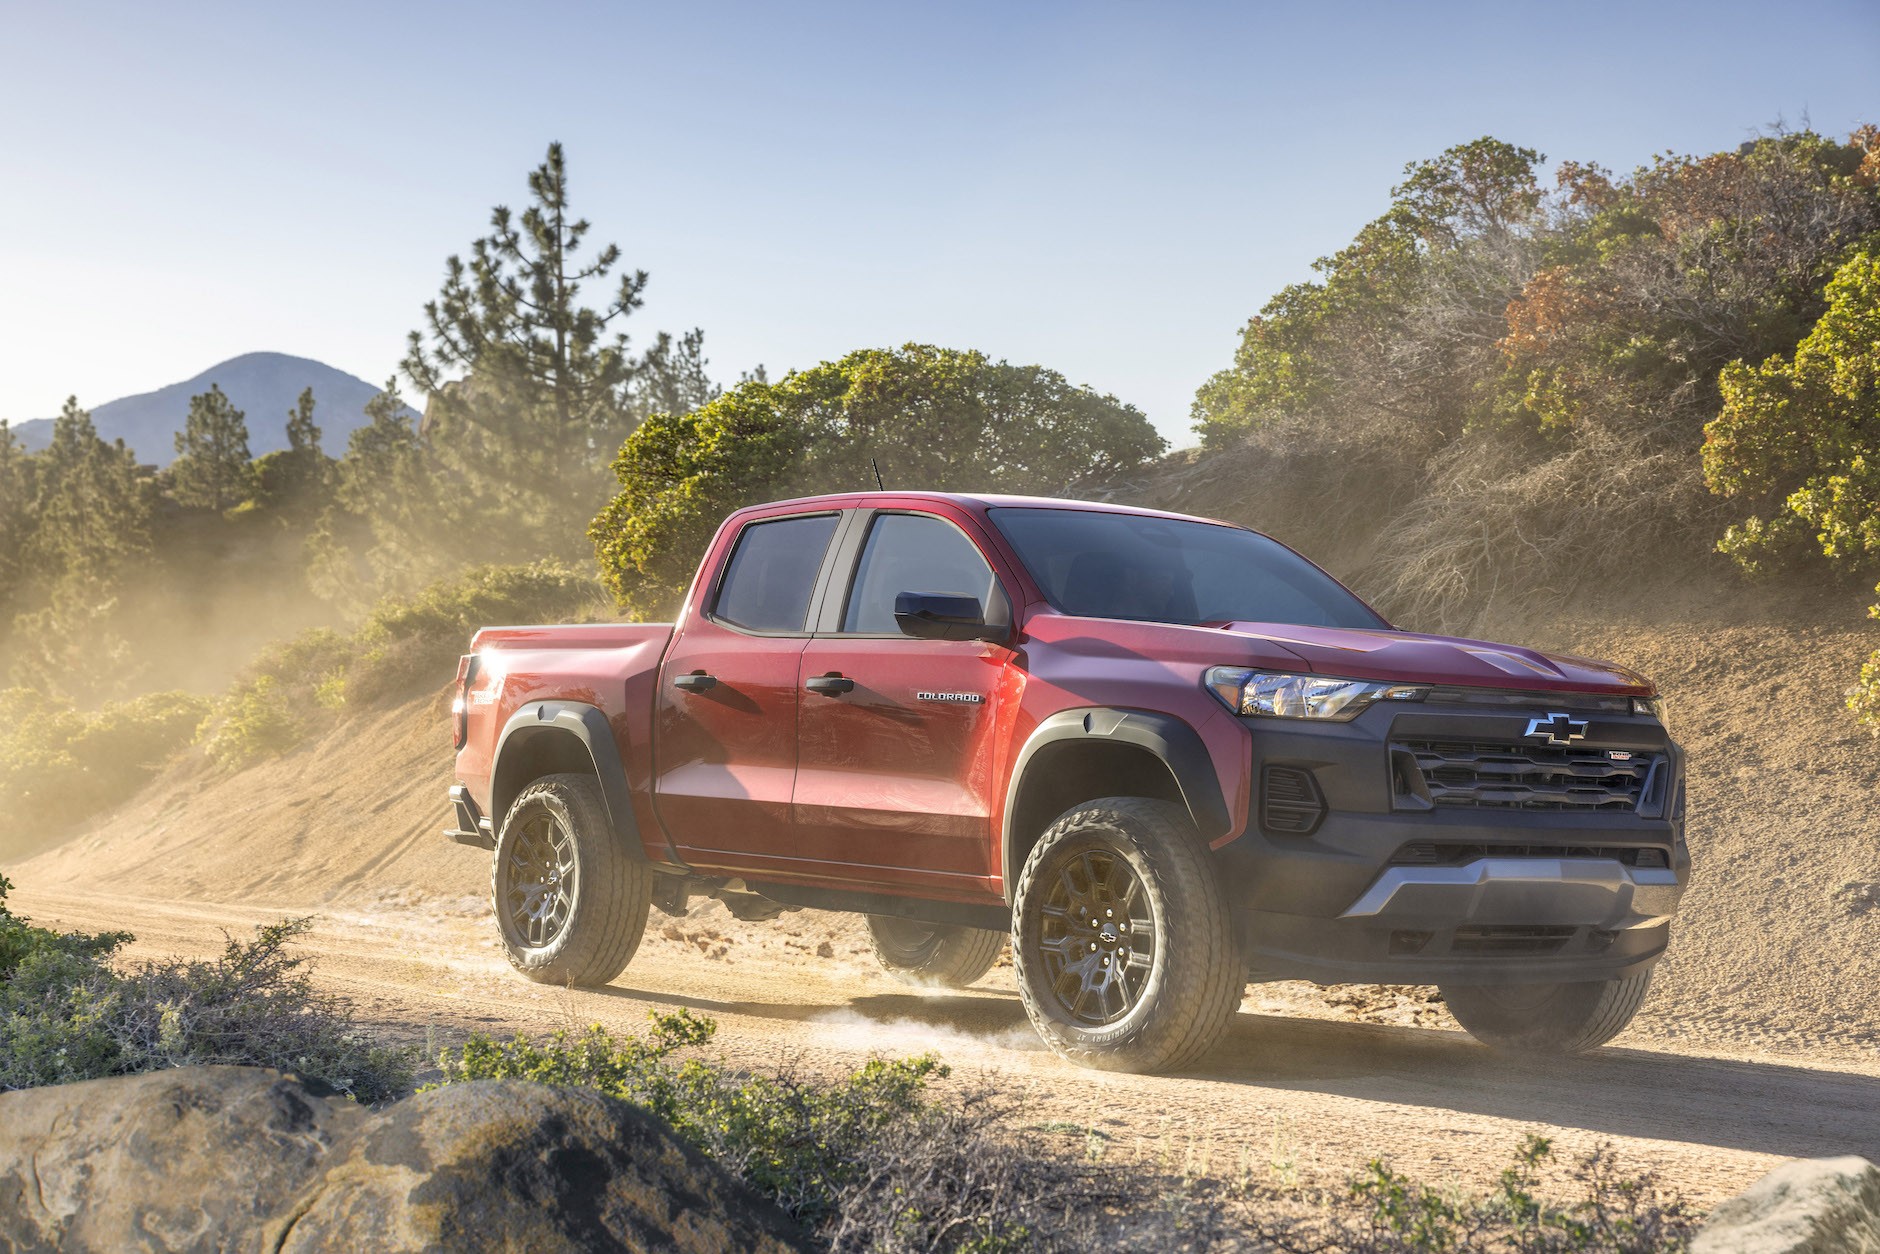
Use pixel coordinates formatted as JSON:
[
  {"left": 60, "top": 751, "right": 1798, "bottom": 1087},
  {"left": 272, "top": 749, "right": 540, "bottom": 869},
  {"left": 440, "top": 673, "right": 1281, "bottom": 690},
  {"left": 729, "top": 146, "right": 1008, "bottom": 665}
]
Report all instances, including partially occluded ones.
[
  {"left": 492, "top": 773, "right": 652, "bottom": 986},
  {"left": 865, "top": 915, "right": 1005, "bottom": 988},
  {"left": 1439, "top": 971, "right": 1652, "bottom": 1054},
  {"left": 1011, "top": 798, "right": 1242, "bottom": 1073}
]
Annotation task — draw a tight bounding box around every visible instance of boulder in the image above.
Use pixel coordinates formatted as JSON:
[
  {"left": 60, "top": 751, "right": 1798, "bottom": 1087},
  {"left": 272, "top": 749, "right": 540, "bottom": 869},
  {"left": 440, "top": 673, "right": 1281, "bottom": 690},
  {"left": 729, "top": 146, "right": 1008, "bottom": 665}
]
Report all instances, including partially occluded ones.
[
  {"left": 0, "top": 1066, "right": 807, "bottom": 1253},
  {"left": 1694, "top": 1156, "right": 1880, "bottom": 1254}
]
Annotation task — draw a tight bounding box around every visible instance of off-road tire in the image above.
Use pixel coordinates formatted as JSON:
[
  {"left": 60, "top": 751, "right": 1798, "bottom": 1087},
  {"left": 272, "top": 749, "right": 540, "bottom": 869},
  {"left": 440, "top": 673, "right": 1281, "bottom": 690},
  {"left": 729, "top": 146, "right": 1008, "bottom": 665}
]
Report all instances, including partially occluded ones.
[
  {"left": 1440, "top": 971, "right": 1652, "bottom": 1054},
  {"left": 865, "top": 914, "right": 1005, "bottom": 988},
  {"left": 492, "top": 773, "right": 652, "bottom": 987},
  {"left": 1012, "top": 797, "right": 1241, "bottom": 1073}
]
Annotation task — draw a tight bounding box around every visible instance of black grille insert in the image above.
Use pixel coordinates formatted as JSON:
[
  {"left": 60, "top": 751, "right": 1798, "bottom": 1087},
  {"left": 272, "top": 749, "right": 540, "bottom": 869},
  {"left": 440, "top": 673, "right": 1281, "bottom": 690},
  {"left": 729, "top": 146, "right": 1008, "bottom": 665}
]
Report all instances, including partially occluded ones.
[
  {"left": 1394, "top": 739, "right": 1655, "bottom": 811},
  {"left": 1261, "top": 765, "right": 1325, "bottom": 835},
  {"left": 1391, "top": 841, "right": 1670, "bottom": 867},
  {"left": 1450, "top": 925, "right": 1577, "bottom": 955}
]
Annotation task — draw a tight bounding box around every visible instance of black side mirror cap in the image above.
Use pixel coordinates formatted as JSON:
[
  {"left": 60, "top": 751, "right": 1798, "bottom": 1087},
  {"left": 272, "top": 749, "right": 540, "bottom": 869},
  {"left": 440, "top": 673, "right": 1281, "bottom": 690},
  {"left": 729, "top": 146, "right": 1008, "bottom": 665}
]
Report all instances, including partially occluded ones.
[{"left": 893, "top": 592, "right": 1006, "bottom": 642}]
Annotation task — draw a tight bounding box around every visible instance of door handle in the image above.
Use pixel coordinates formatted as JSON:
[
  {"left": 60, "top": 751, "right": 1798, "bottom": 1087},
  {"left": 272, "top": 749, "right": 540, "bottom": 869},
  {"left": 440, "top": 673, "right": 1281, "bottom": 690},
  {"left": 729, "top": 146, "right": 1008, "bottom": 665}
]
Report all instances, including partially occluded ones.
[
  {"left": 805, "top": 673, "right": 855, "bottom": 696},
  {"left": 672, "top": 671, "right": 718, "bottom": 692}
]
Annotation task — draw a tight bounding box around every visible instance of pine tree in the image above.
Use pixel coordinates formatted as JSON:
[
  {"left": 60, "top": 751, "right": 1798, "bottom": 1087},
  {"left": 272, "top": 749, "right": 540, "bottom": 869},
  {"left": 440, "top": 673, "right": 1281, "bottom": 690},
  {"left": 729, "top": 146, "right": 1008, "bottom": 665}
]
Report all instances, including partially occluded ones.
[
  {"left": 628, "top": 328, "right": 722, "bottom": 423},
  {"left": 253, "top": 386, "right": 332, "bottom": 517},
  {"left": 403, "top": 141, "right": 649, "bottom": 561},
  {"left": 0, "top": 420, "right": 34, "bottom": 628},
  {"left": 171, "top": 384, "right": 255, "bottom": 511},
  {"left": 311, "top": 380, "right": 463, "bottom": 604},
  {"left": 13, "top": 398, "right": 154, "bottom": 694},
  {"left": 286, "top": 387, "right": 321, "bottom": 457}
]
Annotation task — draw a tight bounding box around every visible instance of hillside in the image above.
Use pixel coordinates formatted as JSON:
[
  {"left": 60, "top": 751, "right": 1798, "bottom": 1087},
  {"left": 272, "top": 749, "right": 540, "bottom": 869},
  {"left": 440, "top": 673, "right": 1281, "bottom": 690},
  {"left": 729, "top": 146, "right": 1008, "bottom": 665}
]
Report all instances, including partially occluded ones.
[{"left": 11, "top": 352, "right": 416, "bottom": 464}]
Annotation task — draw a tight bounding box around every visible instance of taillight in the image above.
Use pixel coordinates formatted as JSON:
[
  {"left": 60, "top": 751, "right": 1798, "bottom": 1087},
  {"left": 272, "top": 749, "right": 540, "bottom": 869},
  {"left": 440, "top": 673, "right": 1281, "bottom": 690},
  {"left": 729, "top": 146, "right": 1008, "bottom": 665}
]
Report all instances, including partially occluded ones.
[{"left": 452, "top": 653, "right": 479, "bottom": 749}]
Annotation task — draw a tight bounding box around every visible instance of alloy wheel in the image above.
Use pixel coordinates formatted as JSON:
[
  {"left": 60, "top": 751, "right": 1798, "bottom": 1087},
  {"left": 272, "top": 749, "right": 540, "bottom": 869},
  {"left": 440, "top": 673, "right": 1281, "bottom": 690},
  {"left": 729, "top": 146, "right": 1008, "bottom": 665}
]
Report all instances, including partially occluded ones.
[
  {"left": 1037, "top": 847, "right": 1155, "bottom": 1025},
  {"left": 503, "top": 813, "right": 576, "bottom": 948}
]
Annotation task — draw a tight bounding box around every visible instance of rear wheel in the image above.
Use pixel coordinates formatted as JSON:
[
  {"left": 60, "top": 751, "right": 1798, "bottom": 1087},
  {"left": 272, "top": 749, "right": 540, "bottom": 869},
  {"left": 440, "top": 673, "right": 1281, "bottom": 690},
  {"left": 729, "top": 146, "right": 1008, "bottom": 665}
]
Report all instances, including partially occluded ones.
[
  {"left": 1011, "top": 798, "right": 1241, "bottom": 1073},
  {"left": 492, "top": 773, "right": 652, "bottom": 986},
  {"left": 865, "top": 914, "right": 1005, "bottom": 988},
  {"left": 1439, "top": 971, "right": 1652, "bottom": 1054}
]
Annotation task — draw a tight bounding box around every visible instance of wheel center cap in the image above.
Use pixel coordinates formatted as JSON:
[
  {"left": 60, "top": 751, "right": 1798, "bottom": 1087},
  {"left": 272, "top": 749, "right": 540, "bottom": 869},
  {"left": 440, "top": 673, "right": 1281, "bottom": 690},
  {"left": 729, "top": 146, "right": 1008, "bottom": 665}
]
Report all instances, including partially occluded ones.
[{"left": 1097, "top": 922, "right": 1120, "bottom": 946}]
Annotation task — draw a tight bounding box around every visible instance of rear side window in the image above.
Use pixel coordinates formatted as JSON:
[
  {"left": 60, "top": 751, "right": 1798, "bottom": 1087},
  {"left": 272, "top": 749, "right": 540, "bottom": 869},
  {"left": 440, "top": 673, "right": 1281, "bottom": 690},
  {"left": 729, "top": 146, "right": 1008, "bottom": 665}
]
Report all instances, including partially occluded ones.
[
  {"left": 713, "top": 514, "right": 840, "bottom": 633},
  {"left": 843, "top": 513, "right": 998, "bottom": 633}
]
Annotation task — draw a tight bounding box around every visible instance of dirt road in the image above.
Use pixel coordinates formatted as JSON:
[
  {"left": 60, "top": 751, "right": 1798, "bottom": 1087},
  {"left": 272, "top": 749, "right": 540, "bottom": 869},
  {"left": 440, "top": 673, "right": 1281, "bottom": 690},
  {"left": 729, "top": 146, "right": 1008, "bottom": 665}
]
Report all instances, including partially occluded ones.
[{"left": 17, "top": 884, "right": 1878, "bottom": 1209}]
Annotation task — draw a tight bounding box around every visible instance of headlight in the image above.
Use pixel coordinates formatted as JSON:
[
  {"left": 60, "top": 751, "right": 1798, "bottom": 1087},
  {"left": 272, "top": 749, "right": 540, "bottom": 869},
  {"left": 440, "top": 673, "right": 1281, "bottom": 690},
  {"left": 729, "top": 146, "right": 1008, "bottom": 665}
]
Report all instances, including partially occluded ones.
[
  {"left": 1633, "top": 696, "right": 1670, "bottom": 730},
  {"left": 1205, "top": 667, "right": 1430, "bottom": 721}
]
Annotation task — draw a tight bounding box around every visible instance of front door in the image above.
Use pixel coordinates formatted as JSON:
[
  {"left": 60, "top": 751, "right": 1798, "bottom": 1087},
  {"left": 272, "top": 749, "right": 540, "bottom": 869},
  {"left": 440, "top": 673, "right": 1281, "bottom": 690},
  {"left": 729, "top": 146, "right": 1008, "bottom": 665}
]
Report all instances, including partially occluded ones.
[
  {"left": 793, "top": 510, "right": 1010, "bottom": 893},
  {"left": 653, "top": 511, "right": 841, "bottom": 869}
]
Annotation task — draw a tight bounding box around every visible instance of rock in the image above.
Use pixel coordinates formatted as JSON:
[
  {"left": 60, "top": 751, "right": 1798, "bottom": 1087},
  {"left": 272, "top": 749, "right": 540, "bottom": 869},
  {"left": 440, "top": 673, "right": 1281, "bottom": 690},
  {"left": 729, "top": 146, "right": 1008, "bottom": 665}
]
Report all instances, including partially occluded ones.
[
  {"left": 1694, "top": 1156, "right": 1880, "bottom": 1254},
  {"left": 0, "top": 1066, "right": 808, "bottom": 1253}
]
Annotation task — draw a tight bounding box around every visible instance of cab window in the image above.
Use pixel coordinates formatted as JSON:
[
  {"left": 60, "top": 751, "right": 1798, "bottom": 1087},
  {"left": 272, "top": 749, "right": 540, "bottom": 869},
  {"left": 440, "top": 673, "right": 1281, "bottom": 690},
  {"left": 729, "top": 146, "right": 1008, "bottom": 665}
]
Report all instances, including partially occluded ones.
[
  {"left": 842, "top": 513, "right": 998, "bottom": 633},
  {"left": 713, "top": 513, "right": 839, "bottom": 633}
]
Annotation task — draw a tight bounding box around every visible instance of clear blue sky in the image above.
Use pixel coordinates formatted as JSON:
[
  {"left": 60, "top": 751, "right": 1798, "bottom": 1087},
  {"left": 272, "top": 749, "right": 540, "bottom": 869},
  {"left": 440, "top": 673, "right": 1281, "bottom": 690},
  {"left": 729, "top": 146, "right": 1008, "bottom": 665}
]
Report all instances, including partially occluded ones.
[{"left": 3, "top": 0, "right": 1875, "bottom": 446}]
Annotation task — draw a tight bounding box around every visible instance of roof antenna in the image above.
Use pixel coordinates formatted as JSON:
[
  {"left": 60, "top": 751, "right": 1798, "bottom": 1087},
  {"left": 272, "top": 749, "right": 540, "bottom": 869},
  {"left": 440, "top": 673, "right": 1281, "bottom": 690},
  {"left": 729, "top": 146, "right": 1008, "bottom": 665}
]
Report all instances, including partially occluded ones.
[{"left": 870, "top": 458, "right": 885, "bottom": 491}]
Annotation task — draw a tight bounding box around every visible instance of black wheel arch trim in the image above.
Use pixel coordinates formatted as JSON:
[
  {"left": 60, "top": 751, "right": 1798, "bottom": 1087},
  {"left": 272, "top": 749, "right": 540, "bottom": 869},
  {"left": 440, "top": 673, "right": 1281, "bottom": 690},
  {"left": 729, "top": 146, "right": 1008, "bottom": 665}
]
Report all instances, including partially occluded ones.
[
  {"left": 1000, "top": 707, "right": 1231, "bottom": 901},
  {"left": 492, "top": 701, "right": 658, "bottom": 863}
]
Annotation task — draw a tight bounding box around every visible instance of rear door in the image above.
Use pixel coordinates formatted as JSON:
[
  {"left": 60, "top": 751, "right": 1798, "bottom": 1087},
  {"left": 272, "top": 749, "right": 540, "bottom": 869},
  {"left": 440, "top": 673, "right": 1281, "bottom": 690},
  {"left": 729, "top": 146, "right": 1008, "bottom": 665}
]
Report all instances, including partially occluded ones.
[
  {"left": 793, "top": 508, "right": 1013, "bottom": 892},
  {"left": 652, "top": 510, "right": 843, "bottom": 869}
]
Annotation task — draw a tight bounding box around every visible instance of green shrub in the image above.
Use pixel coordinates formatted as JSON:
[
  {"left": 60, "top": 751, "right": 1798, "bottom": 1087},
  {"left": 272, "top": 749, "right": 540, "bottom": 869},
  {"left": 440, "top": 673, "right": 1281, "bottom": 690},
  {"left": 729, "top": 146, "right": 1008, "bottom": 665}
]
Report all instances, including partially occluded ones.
[
  {"left": 193, "top": 561, "right": 607, "bottom": 769},
  {"left": 433, "top": 1011, "right": 1099, "bottom": 1248},
  {"left": 198, "top": 674, "right": 300, "bottom": 769},
  {"left": 343, "top": 561, "right": 604, "bottom": 706},
  {"left": 1240, "top": 1135, "right": 1697, "bottom": 1253},
  {"left": 0, "top": 878, "right": 411, "bottom": 1100},
  {"left": 0, "top": 687, "right": 208, "bottom": 839},
  {"left": 436, "top": 1012, "right": 940, "bottom": 1228},
  {"left": 434, "top": 1014, "right": 1695, "bottom": 1252}
]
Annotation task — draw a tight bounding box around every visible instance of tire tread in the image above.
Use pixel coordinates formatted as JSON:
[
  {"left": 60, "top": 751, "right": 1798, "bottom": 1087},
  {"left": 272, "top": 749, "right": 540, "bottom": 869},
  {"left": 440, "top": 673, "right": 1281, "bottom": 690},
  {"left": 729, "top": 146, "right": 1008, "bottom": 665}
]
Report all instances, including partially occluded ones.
[
  {"left": 1012, "top": 797, "right": 1241, "bottom": 1073},
  {"left": 493, "top": 773, "right": 651, "bottom": 987}
]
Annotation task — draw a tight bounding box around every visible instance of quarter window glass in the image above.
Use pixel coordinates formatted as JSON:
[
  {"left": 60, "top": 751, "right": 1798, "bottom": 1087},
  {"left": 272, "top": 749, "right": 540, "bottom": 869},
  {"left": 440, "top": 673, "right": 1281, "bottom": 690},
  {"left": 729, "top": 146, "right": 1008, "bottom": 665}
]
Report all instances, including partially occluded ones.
[
  {"left": 713, "top": 514, "right": 839, "bottom": 633},
  {"left": 843, "top": 514, "right": 998, "bottom": 633}
]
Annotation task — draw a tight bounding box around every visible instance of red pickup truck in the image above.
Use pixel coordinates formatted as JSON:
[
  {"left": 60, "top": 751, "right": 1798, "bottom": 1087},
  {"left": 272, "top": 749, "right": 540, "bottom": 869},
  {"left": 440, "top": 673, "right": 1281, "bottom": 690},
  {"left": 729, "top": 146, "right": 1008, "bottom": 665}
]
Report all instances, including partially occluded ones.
[{"left": 447, "top": 492, "right": 1688, "bottom": 1072}]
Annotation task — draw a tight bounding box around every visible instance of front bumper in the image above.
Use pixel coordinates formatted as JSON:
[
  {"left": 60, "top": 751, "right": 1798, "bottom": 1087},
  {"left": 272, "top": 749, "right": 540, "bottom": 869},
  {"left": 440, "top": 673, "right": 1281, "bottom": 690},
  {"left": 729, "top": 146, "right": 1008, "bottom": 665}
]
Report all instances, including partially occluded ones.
[{"left": 1218, "top": 698, "right": 1690, "bottom": 985}]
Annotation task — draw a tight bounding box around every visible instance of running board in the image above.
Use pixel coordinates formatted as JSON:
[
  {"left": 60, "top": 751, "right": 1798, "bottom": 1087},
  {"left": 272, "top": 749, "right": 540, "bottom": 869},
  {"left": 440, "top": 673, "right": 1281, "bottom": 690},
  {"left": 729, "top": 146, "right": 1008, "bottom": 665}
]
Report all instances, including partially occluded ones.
[{"left": 745, "top": 881, "right": 1010, "bottom": 932}]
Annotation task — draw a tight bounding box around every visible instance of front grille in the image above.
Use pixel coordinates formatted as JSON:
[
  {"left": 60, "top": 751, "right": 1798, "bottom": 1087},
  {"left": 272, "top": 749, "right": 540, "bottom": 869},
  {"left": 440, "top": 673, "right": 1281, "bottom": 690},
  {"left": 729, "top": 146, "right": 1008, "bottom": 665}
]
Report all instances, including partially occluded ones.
[
  {"left": 1391, "top": 841, "right": 1668, "bottom": 867},
  {"left": 1451, "top": 925, "right": 1576, "bottom": 955},
  {"left": 1395, "top": 739, "right": 1655, "bottom": 811}
]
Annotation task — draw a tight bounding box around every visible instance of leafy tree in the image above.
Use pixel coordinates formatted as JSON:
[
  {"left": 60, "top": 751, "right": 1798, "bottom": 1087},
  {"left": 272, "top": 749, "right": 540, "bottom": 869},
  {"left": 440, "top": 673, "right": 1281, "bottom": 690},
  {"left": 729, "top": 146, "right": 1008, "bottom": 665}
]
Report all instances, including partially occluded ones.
[
  {"left": 591, "top": 343, "right": 1166, "bottom": 611},
  {"left": 171, "top": 384, "right": 256, "bottom": 511},
  {"left": 404, "top": 141, "right": 650, "bottom": 561},
  {"left": 1704, "top": 249, "right": 1880, "bottom": 726},
  {"left": 1192, "top": 137, "right": 1546, "bottom": 444},
  {"left": 1706, "top": 248, "right": 1880, "bottom": 566},
  {"left": 1504, "top": 132, "right": 1879, "bottom": 437}
]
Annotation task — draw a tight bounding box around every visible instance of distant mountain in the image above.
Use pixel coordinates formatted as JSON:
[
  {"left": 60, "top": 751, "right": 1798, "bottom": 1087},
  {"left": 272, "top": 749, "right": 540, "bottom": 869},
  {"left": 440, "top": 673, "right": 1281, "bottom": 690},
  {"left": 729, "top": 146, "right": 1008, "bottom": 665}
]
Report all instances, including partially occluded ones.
[{"left": 11, "top": 352, "right": 417, "bottom": 465}]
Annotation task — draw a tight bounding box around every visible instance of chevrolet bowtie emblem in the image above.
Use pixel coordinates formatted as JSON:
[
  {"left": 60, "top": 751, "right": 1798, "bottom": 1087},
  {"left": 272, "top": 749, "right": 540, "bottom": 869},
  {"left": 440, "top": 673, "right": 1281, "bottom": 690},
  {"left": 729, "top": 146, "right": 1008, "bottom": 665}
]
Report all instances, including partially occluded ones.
[{"left": 1524, "top": 712, "right": 1588, "bottom": 744}]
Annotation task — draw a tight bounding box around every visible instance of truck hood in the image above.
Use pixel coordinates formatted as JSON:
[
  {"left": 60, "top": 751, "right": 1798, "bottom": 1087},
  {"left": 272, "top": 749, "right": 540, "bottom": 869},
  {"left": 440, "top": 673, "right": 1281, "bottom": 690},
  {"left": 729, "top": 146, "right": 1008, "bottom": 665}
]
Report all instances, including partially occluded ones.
[{"left": 1215, "top": 622, "right": 1653, "bottom": 695}]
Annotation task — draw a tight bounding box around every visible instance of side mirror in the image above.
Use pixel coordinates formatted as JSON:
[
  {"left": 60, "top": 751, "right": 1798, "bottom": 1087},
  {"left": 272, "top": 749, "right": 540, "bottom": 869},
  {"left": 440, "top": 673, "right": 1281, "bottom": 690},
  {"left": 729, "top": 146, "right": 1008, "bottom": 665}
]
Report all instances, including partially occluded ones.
[{"left": 894, "top": 592, "right": 1005, "bottom": 642}]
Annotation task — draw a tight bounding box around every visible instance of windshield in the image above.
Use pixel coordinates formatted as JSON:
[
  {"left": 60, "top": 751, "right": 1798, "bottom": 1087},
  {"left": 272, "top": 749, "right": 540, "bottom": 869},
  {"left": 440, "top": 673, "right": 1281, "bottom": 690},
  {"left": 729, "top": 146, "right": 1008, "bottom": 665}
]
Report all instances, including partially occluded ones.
[{"left": 988, "top": 507, "right": 1386, "bottom": 630}]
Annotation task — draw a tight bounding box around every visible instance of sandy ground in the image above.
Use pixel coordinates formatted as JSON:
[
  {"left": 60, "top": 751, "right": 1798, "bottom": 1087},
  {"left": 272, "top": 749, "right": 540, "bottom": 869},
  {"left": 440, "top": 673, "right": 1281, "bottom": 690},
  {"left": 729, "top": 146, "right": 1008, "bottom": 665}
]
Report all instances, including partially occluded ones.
[
  {"left": 12, "top": 884, "right": 1879, "bottom": 1210},
  {"left": 9, "top": 580, "right": 1880, "bottom": 1206}
]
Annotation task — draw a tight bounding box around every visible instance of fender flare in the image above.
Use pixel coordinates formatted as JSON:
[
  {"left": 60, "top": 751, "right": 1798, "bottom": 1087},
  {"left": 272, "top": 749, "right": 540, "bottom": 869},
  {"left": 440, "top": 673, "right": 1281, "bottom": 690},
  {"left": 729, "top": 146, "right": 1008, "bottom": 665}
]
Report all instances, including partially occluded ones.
[
  {"left": 1000, "top": 707, "right": 1231, "bottom": 897},
  {"left": 491, "top": 701, "right": 644, "bottom": 857}
]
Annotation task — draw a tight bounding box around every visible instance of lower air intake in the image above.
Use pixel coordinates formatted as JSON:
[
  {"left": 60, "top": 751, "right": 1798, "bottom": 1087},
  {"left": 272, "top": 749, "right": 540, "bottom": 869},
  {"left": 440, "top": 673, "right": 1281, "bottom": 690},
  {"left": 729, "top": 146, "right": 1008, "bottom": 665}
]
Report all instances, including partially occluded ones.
[{"left": 1261, "top": 765, "right": 1325, "bottom": 836}]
